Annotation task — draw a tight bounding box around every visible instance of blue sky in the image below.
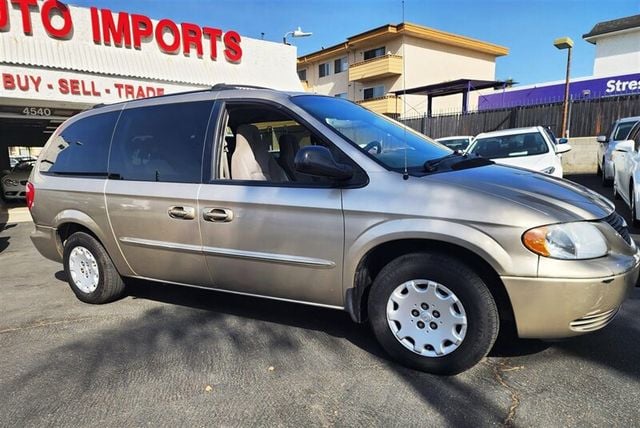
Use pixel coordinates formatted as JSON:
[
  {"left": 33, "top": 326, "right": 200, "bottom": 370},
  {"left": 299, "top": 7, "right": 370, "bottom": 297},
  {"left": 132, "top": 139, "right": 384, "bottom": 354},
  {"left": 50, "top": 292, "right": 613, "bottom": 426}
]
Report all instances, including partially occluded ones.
[{"left": 68, "top": 0, "right": 640, "bottom": 85}]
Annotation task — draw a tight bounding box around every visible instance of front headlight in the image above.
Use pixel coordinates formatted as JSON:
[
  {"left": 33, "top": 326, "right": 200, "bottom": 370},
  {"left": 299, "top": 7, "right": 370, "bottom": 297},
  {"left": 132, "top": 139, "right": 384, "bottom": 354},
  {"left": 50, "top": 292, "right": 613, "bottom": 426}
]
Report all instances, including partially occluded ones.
[
  {"left": 522, "top": 222, "right": 608, "bottom": 259},
  {"left": 3, "top": 178, "right": 18, "bottom": 186}
]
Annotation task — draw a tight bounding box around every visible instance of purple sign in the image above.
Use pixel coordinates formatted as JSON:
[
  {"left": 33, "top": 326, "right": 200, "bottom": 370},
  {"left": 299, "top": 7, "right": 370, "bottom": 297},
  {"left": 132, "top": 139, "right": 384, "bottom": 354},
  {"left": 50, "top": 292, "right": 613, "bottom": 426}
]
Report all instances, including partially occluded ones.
[{"left": 478, "top": 72, "right": 640, "bottom": 110}]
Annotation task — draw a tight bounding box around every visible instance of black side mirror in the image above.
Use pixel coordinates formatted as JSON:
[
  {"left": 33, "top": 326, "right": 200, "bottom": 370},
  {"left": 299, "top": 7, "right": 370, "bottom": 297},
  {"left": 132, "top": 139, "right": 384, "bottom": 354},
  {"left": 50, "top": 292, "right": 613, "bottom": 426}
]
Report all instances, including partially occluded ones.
[{"left": 294, "top": 146, "right": 354, "bottom": 180}]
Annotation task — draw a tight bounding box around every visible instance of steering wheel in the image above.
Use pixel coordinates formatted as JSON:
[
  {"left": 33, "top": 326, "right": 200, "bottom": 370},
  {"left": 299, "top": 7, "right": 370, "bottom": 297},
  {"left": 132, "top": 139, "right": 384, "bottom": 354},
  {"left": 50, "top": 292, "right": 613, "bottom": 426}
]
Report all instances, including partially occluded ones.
[{"left": 363, "top": 140, "right": 382, "bottom": 155}]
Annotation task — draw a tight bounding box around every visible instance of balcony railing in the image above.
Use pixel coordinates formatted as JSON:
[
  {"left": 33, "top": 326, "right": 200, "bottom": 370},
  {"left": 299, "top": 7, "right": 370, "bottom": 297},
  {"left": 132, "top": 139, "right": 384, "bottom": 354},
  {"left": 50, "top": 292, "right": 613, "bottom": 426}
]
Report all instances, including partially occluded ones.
[
  {"left": 349, "top": 54, "right": 403, "bottom": 82},
  {"left": 356, "top": 95, "right": 398, "bottom": 115}
]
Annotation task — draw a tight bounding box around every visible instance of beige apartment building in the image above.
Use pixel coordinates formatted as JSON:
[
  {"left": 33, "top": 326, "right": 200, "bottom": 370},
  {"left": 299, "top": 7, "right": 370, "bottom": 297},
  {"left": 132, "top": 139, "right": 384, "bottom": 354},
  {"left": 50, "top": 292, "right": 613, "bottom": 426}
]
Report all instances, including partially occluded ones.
[{"left": 297, "top": 22, "right": 508, "bottom": 117}]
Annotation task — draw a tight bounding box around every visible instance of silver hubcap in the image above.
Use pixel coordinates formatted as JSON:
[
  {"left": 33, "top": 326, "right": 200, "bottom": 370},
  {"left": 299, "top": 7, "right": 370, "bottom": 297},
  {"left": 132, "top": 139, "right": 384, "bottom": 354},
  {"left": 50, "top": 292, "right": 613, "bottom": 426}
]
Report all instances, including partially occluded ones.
[
  {"left": 386, "top": 279, "right": 468, "bottom": 357},
  {"left": 69, "top": 246, "right": 99, "bottom": 293}
]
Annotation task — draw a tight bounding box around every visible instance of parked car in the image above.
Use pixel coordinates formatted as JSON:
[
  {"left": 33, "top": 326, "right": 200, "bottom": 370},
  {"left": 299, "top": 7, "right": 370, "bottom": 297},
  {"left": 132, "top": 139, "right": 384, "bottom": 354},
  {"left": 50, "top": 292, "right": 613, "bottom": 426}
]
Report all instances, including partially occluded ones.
[
  {"left": 1, "top": 159, "right": 35, "bottom": 200},
  {"left": 28, "top": 86, "right": 638, "bottom": 375},
  {"left": 612, "top": 121, "right": 640, "bottom": 225},
  {"left": 597, "top": 116, "right": 640, "bottom": 186},
  {"left": 435, "top": 136, "right": 474, "bottom": 151},
  {"left": 466, "top": 126, "right": 571, "bottom": 177}
]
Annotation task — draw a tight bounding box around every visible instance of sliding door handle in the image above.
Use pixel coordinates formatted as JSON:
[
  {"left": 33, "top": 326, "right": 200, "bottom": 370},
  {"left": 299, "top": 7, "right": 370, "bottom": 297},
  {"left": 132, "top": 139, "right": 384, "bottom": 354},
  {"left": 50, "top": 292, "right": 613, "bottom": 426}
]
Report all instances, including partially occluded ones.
[
  {"left": 203, "top": 208, "right": 233, "bottom": 222},
  {"left": 168, "top": 206, "right": 195, "bottom": 220}
]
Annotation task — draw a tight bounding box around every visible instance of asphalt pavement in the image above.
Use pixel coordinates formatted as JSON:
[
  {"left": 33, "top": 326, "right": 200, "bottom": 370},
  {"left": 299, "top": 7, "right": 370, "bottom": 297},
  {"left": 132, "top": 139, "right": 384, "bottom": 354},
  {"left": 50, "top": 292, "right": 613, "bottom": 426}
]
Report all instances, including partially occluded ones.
[{"left": 1, "top": 175, "right": 639, "bottom": 427}]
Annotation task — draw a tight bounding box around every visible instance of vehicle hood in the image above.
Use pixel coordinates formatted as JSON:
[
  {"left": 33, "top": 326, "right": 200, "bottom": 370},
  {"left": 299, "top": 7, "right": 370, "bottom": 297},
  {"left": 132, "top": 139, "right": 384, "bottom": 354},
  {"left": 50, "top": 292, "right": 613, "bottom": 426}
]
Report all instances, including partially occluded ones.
[
  {"left": 491, "top": 154, "right": 551, "bottom": 172},
  {"left": 4, "top": 170, "right": 31, "bottom": 180},
  {"left": 428, "top": 164, "right": 613, "bottom": 223}
]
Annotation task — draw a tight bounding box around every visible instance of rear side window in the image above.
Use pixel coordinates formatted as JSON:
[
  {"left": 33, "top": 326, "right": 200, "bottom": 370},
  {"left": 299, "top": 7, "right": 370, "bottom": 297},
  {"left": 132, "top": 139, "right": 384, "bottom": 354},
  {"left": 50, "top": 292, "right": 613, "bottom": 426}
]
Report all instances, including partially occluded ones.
[
  {"left": 108, "top": 101, "right": 213, "bottom": 183},
  {"left": 39, "top": 111, "right": 119, "bottom": 176}
]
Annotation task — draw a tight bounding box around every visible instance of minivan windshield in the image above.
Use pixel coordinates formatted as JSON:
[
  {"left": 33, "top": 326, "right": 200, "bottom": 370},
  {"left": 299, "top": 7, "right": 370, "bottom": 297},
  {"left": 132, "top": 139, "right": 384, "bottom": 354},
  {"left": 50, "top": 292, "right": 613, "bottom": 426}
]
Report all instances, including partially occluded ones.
[{"left": 292, "top": 95, "right": 450, "bottom": 171}]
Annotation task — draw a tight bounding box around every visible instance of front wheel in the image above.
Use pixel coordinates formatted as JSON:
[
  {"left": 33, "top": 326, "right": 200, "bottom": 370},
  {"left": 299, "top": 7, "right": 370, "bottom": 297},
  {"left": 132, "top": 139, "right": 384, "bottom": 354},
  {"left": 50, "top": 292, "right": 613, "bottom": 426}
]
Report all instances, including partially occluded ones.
[
  {"left": 63, "top": 232, "right": 126, "bottom": 304},
  {"left": 368, "top": 252, "right": 499, "bottom": 375}
]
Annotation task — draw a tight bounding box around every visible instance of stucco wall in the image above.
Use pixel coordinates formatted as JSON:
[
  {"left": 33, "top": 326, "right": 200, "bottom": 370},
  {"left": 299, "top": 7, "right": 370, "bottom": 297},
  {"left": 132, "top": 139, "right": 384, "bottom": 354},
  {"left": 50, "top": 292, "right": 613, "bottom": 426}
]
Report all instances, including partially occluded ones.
[
  {"left": 593, "top": 30, "right": 640, "bottom": 77},
  {"left": 561, "top": 136, "right": 598, "bottom": 174}
]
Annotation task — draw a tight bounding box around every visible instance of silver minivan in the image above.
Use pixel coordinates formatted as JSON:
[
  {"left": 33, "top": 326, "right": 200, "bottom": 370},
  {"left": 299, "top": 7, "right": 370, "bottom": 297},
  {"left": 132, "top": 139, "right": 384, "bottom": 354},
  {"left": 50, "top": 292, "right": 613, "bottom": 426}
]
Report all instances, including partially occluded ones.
[{"left": 28, "top": 86, "right": 639, "bottom": 375}]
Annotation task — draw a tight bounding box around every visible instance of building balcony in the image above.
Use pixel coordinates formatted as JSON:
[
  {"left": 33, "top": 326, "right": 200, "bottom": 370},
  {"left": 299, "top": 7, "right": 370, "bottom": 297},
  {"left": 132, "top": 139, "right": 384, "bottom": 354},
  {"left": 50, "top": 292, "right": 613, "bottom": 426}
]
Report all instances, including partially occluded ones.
[
  {"left": 356, "top": 95, "right": 398, "bottom": 115},
  {"left": 349, "top": 54, "right": 403, "bottom": 82}
]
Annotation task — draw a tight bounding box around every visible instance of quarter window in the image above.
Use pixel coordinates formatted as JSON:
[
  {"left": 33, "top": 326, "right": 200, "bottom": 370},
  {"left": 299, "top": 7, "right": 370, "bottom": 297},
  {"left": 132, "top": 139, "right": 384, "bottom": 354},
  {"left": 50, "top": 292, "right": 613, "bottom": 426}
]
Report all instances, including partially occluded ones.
[
  {"left": 363, "top": 46, "right": 385, "bottom": 60},
  {"left": 39, "top": 111, "right": 119, "bottom": 176},
  {"left": 319, "top": 63, "right": 330, "bottom": 78},
  {"left": 108, "top": 101, "right": 213, "bottom": 183}
]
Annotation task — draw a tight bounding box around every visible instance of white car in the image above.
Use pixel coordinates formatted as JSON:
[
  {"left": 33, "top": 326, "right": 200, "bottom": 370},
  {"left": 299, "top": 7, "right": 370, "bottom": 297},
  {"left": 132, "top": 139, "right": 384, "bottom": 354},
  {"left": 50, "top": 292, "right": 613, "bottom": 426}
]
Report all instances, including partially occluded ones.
[
  {"left": 435, "top": 135, "right": 474, "bottom": 151},
  {"left": 612, "top": 121, "right": 640, "bottom": 225},
  {"left": 466, "top": 126, "right": 571, "bottom": 177},
  {"left": 597, "top": 116, "right": 640, "bottom": 187}
]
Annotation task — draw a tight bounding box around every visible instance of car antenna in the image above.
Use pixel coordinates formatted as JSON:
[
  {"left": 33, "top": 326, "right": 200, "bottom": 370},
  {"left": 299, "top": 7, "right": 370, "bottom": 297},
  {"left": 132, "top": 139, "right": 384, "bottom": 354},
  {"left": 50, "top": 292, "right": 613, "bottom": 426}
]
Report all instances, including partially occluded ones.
[{"left": 401, "top": 0, "right": 409, "bottom": 181}]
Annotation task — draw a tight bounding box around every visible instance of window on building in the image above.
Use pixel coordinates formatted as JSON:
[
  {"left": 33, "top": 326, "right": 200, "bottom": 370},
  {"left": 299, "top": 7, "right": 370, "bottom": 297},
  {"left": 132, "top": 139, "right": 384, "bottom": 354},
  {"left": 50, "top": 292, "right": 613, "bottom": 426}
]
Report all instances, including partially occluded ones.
[
  {"left": 297, "top": 69, "right": 307, "bottom": 81},
  {"left": 363, "top": 47, "right": 386, "bottom": 61},
  {"left": 109, "top": 101, "right": 213, "bottom": 183},
  {"left": 334, "top": 57, "right": 348, "bottom": 73},
  {"left": 318, "top": 63, "right": 330, "bottom": 78},
  {"left": 39, "top": 111, "right": 119, "bottom": 176},
  {"left": 334, "top": 93, "right": 348, "bottom": 99},
  {"left": 363, "top": 85, "right": 385, "bottom": 100}
]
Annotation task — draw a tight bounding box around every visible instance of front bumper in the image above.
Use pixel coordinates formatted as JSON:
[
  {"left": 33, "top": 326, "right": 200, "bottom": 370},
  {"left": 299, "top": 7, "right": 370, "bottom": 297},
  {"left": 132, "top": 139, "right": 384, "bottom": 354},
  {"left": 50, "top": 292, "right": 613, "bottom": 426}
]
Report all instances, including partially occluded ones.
[{"left": 502, "top": 258, "right": 639, "bottom": 339}]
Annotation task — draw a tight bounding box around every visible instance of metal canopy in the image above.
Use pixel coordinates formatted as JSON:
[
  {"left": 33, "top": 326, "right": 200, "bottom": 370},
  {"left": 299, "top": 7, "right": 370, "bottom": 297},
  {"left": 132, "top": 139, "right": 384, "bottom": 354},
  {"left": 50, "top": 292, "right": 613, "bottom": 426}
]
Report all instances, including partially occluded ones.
[
  {"left": 391, "top": 79, "right": 507, "bottom": 97},
  {"left": 391, "top": 78, "right": 511, "bottom": 116}
]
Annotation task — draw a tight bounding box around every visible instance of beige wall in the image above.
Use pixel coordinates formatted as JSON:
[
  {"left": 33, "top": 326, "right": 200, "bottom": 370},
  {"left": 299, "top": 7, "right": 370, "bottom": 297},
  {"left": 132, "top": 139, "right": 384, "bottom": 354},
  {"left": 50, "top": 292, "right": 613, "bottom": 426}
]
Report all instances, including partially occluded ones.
[{"left": 299, "top": 34, "right": 501, "bottom": 116}]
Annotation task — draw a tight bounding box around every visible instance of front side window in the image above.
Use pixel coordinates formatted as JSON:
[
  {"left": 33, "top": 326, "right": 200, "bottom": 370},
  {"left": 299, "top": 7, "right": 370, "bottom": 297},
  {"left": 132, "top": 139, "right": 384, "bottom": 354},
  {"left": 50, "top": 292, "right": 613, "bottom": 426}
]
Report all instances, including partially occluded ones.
[
  {"left": 364, "top": 46, "right": 385, "bottom": 60},
  {"left": 108, "top": 101, "right": 213, "bottom": 183},
  {"left": 218, "top": 103, "right": 352, "bottom": 185},
  {"left": 468, "top": 132, "right": 549, "bottom": 159},
  {"left": 363, "top": 85, "right": 385, "bottom": 100},
  {"left": 319, "top": 63, "right": 330, "bottom": 78},
  {"left": 613, "top": 121, "right": 638, "bottom": 141},
  {"left": 292, "top": 95, "right": 449, "bottom": 172},
  {"left": 334, "top": 57, "right": 348, "bottom": 73},
  {"left": 39, "top": 111, "right": 119, "bottom": 176}
]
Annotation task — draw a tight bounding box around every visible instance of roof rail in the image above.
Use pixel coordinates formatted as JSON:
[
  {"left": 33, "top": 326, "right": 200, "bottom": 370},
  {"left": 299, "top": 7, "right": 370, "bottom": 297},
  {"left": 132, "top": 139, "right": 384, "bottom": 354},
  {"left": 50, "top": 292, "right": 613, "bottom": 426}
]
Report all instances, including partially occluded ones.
[{"left": 211, "top": 83, "right": 274, "bottom": 91}]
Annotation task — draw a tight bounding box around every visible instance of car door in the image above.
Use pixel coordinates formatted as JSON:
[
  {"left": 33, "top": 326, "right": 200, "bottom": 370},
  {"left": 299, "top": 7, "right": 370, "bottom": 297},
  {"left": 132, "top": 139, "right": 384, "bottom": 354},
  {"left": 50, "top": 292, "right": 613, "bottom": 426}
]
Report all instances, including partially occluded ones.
[
  {"left": 197, "top": 100, "right": 353, "bottom": 307},
  {"left": 105, "top": 96, "right": 216, "bottom": 286},
  {"left": 627, "top": 124, "right": 640, "bottom": 205}
]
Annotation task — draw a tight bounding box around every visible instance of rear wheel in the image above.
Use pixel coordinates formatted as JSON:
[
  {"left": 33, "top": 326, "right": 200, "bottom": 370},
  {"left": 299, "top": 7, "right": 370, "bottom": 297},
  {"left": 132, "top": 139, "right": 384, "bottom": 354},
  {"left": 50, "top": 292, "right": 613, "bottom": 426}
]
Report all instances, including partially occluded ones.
[
  {"left": 63, "top": 232, "right": 126, "bottom": 304},
  {"left": 596, "top": 161, "right": 602, "bottom": 176},
  {"left": 368, "top": 252, "right": 499, "bottom": 375}
]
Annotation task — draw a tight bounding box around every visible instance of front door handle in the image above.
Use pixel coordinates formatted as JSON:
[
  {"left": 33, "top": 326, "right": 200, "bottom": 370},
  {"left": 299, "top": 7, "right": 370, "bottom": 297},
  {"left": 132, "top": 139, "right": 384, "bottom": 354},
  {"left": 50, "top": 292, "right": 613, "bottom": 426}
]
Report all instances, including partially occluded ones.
[
  {"left": 203, "top": 208, "right": 233, "bottom": 222},
  {"left": 168, "top": 206, "right": 195, "bottom": 220}
]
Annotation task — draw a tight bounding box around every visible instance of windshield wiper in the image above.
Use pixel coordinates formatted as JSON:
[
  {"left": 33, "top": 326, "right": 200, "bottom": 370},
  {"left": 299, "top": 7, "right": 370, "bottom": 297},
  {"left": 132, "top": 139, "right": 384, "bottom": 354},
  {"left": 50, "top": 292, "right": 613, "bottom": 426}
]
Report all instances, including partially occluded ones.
[
  {"left": 423, "top": 151, "right": 465, "bottom": 172},
  {"left": 423, "top": 151, "right": 493, "bottom": 173}
]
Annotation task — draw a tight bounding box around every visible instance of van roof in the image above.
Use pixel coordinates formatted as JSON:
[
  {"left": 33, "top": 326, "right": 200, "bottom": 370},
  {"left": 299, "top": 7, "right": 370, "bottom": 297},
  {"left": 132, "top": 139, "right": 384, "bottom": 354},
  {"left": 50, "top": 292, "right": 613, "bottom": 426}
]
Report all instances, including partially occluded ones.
[{"left": 91, "top": 84, "right": 302, "bottom": 110}]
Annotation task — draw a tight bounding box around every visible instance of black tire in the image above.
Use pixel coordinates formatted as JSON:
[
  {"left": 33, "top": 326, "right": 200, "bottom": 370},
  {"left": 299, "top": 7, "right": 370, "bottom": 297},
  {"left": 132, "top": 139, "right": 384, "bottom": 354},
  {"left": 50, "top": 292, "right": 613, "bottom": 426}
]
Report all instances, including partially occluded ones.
[
  {"left": 631, "top": 184, "right": 640, "bottom": 228},
  {"left": 602, "top": 165, "right": 612, "bottom": 187},
  {"left": 368, "top": 252, "right": 499, "bottom": 375},
  {"left": 596, "top": 162, "right": 602, "bottom": 177},
  {"left": 63, "top": 232, "right": 125, "bottom": 304}
]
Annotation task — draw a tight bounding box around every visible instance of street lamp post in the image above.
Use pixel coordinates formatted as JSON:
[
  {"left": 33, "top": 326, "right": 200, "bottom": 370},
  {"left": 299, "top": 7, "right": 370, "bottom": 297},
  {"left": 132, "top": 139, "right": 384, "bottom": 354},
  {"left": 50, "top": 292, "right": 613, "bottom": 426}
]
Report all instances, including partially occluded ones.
[
  {"left": 553, "top": 37, "right": 574, "bottom": 138},
  {"left": 283, "top": 27, "right": 313, "bottom": 45}
]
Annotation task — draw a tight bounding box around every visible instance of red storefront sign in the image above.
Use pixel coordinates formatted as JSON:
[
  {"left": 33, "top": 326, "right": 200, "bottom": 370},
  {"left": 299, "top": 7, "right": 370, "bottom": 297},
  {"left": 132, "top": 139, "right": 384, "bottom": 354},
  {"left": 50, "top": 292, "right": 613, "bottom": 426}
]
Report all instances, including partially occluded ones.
[{"left": 0, "top": 0, "right": 242, "bottom": 62}]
